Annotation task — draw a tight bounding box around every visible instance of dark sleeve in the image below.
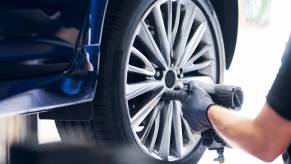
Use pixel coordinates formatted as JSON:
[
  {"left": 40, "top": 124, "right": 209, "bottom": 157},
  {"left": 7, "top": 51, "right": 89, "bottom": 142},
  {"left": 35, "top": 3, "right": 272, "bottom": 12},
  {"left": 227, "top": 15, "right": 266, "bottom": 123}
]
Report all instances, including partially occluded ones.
[{"left": 267, "top": 34, "right": 291, "bottom": 121}]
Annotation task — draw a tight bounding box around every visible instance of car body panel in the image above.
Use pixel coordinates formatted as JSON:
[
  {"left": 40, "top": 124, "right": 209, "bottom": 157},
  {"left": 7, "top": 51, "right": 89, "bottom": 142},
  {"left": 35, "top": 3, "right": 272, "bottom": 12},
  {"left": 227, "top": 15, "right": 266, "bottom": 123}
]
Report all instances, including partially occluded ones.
[{"left": 0, "top": 0, "right": 107, "bottom": 117}]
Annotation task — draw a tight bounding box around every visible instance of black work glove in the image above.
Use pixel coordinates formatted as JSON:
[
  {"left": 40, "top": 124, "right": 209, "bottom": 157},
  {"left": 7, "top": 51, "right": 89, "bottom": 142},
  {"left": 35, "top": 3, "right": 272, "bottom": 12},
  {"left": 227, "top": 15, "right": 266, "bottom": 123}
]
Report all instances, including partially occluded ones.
[{"left": 182, "top": 81, "right": 214, "bottom": 132}]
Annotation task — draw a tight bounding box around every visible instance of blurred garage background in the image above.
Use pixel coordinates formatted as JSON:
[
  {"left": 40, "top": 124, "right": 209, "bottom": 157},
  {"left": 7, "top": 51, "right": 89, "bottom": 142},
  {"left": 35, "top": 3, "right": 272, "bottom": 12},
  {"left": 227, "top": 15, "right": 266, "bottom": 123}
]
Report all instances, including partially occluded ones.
[{"left": 1, "top": 0, "right": 291, "bottom": 163}]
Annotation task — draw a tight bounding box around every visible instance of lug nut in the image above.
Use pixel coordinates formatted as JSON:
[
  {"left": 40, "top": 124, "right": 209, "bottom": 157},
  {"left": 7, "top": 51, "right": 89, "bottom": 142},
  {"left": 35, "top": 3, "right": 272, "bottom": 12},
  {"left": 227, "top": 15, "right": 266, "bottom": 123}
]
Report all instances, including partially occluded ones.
[
  {"left": 156, "top": 71, "right": 160, "bottom": 77},
  {"left": 154, "top": 70, "right": 163, "bottom": 80}
]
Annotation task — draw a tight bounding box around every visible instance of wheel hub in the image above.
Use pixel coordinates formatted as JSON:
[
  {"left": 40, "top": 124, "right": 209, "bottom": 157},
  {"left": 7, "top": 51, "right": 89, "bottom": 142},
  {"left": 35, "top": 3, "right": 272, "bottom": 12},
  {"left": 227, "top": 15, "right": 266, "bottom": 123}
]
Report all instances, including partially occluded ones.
[{"left": 164, "top": 70, "right": 176, "bottom": 88}]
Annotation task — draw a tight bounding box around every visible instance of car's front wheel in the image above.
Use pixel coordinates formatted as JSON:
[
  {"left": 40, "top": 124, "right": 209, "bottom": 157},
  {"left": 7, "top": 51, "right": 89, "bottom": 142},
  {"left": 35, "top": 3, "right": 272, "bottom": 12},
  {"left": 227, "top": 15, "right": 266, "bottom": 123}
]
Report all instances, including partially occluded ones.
[{"left": 56, "top": 0, "right": 225, "bottom": 163}]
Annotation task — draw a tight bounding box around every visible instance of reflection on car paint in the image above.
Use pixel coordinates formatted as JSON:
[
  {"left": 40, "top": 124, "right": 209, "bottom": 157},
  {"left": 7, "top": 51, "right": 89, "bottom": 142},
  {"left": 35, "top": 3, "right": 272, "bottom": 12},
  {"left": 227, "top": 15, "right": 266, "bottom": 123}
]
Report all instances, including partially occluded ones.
[{"left": 0, "top": 0, "right": 108, "bottom": 116}]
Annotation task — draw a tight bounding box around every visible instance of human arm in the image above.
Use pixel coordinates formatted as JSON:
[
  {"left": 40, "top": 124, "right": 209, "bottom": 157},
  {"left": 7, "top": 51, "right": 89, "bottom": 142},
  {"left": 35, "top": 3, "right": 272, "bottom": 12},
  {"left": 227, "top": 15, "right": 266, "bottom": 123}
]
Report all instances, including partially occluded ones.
[
  {"left": 208, "top": 103, "right": 291, "bottom": 162},
  {"left": 181, "top": 81, "right": 291, "bottom": 162}
]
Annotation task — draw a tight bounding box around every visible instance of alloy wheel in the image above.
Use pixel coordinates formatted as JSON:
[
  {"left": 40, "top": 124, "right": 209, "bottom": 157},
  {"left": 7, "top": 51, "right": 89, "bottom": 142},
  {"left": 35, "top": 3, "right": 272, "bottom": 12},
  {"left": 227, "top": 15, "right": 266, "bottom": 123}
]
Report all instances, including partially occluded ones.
[{"left": 125, "top": 0, "right": 218, "bottom": 161}]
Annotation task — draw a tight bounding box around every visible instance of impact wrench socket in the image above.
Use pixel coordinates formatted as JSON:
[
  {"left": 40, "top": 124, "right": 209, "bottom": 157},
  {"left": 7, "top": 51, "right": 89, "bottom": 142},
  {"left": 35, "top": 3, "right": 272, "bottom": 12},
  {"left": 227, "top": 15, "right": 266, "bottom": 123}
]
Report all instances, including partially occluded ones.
[{"left": 199, "top": 82, "right": 244, "bottom": 110}]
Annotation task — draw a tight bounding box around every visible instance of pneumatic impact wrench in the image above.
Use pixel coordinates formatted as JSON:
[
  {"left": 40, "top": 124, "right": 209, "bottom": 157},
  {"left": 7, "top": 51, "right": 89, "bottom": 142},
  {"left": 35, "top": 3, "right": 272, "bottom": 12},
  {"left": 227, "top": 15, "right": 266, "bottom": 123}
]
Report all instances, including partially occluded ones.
[{"left": 162, "top": 81, "right": 244, "bottom": 164}]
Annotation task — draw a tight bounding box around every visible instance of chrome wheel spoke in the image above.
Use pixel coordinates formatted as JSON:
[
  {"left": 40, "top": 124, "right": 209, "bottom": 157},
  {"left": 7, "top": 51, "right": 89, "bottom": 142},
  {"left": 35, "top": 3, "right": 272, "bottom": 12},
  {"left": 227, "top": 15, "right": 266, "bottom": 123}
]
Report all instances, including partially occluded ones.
[
  {"left": 153, "top": 6, "right": 171, "bottom": 65},
  {"left": 182, "top": 60, "right": 212, "bottom": 73},
  {"left": 141, "top": 102, "right": 163, "bottom": 144},
  {"left": 185, "top": 45, "right": 211, "bottom": 67},
  {"left": 171, "top": 0, "right": 181, "bottom": 49},
  {"left": 167, "top": 0, "right": 172, "bottom": 44},
  {"left": 131, "top": 88, "right": 165, "bottom": 130},
  {"left": 178, "top": 21, "right": 207, "bottom": 68},
  {"left": 179, "top": 75, "right": 214, "bottom": 84},
  {"left": 126, "top": 81, "right": 163, "bottom": 100},
  {"left": 128, "top": 65, "right": 155, "bottom": 76},
  {"left": 138, "top": 21, "right": 167, "bottom": 69},
  {"left": 149, "top": 111, "right": 161, "bottom": 152},
  {"left": 173, "top": 101, "right": 183, "bottom": 158},
  {"left": 174, "top": 5, "right": 197, "bottom": 67},
  {"left": 131, "top": 47, "right": 155, "bottom": 71},
  {"left": 159, "top": 102, "right": 173, "bottom": 160}
]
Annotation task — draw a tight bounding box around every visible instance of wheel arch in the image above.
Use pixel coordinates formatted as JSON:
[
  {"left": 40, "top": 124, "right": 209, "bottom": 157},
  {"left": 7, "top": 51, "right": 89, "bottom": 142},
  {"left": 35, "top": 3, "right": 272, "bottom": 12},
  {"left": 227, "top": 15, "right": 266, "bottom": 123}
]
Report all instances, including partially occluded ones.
[
  {"left": 209, "top": 0, "right": 238, "bottom": 69},
  {"left": 39, "top": 0, "right": 109, "bottom": 121}
]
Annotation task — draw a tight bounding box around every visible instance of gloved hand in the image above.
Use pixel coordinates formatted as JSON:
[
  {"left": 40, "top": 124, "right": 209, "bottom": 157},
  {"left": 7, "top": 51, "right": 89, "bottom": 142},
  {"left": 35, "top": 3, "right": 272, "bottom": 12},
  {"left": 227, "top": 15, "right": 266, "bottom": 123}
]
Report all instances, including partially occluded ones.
[{"left": 182, "top": 81, "right": 215, "bottom": 132}]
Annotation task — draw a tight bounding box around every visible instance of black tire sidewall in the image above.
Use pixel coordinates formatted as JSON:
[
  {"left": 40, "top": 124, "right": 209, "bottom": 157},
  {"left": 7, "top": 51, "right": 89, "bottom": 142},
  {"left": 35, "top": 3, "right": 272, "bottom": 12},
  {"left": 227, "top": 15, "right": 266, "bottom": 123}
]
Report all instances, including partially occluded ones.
[
  {"left": 196, "top": 0, "right": 225, "bottom": 83},
  {"left": 106, "top": 0, "right": 156, "bottom": 144}
]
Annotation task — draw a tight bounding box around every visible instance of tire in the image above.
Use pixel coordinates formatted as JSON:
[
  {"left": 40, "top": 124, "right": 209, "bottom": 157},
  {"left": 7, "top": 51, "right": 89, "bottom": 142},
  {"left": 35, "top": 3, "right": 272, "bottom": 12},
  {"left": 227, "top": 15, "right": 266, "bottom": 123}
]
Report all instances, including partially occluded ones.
[{"left": 56, "top": 0, "right": 225, "bottom": 163}]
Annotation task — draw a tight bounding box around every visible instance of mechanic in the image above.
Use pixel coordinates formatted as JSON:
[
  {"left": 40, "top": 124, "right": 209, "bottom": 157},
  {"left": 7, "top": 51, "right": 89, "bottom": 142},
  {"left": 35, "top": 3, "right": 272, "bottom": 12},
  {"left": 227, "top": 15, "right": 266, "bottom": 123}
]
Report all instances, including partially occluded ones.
[{"left": 181, "top": 35, "right": 291, "bottom": 163}]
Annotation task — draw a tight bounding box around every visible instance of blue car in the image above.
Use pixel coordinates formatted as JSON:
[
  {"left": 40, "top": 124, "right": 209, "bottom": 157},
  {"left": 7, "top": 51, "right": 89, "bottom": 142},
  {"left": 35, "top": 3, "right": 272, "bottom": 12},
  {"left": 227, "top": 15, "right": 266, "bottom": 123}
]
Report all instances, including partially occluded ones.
[{"left": 0, "top": 0, "right": 238, "bottom": 162}]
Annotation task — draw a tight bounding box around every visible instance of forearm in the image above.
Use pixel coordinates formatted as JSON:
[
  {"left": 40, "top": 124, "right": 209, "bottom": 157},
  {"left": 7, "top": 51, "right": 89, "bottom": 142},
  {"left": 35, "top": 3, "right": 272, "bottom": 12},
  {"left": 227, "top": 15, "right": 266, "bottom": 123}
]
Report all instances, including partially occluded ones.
[
  {"left": 207, "top": 104, "right": 291, "bottom": 162},
  {"left": 208, "top": 106, "right": 263, "bottom": 156}
]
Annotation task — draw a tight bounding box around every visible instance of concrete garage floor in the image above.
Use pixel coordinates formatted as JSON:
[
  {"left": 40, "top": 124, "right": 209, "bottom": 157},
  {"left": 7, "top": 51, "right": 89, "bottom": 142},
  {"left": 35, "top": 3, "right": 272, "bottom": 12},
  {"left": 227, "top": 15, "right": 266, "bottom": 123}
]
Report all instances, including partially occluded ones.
[{"left": 22, "top": 0, "right": 291, "bottom": 163}]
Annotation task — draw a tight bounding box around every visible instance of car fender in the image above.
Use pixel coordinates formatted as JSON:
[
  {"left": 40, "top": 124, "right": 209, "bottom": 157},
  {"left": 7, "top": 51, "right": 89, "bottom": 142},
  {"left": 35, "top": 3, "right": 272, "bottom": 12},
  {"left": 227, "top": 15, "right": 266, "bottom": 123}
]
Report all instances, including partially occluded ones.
[{"left": 210, "top": 0, "right": 239, "bottom": 69}]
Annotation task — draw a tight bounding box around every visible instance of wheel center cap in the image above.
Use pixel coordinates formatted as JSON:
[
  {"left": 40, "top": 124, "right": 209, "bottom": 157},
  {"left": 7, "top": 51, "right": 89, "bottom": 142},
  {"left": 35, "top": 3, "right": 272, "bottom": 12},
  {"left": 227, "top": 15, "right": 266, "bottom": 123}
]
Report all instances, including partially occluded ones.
[{"left": 165, "top": 70, "right": 176, "bottom": 88}]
